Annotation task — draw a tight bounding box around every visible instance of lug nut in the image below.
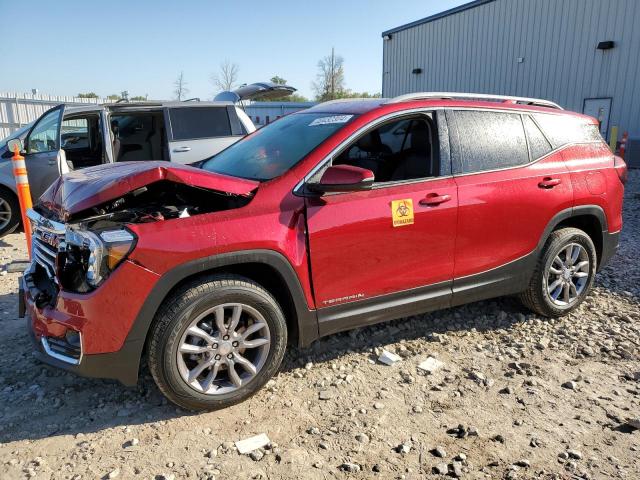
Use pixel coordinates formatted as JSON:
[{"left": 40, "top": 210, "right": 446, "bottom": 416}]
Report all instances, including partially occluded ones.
[
  {"left": 227, "top": 354, "right": 233, "bottom": 359},
  {"left": 215, "top": 354, "right": 221, "bottom": 360},
  {"left": 232, "top": 341, "right": 239, "bottom": 347},
  {"left": 212, "top": 343, "right": 218, "bottom": 349},
  {"left": 223, "top": 335, "right": 230, "bottom": 340}
]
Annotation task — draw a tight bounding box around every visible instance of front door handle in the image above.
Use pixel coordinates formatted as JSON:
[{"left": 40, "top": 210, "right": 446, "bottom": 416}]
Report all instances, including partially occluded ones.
[
  {"left": 172, "top": 146, "right": 191, "bottom": 153},
  {"left": 538, "top": 177, "right": 562, "bottom": 189},
  {"left": 48, "top": 160, "right": 56, "bottom": 166},
  {"left": 419, "top": 193, "right": 452, "bottom": 206}
]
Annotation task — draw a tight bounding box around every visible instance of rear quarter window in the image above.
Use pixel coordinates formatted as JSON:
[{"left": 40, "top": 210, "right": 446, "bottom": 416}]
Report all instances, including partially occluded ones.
[
  {"left": 533, "top": 114, "right": 602, "bottom": 149},
  {"left": 523, "top": 115, "right": 553, "bottom": 160},
  {"left": 449, "top": 110, "right": 529, "bottom": 174},
  {"left": 169, "top": 107, "right": 232, "bottom": 140}
]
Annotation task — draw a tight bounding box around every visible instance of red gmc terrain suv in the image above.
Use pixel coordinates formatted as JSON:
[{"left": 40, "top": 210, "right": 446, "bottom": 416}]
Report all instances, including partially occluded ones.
[{"left": 20, "top": 93, "right": 627, "bottom": 410}]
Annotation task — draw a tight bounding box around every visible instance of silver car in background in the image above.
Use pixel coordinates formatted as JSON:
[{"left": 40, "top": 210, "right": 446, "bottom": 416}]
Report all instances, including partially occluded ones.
[{"left": 0, "top": 82, "right": 295, "bottom": 236}]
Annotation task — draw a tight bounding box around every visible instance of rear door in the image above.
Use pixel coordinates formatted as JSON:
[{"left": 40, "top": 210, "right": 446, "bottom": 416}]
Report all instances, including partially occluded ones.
[
  {"left": 23, "top": 105, "right": 66, "bottom": 200},
  {"left": 167, "top": 106, "right": 245, "bottom": 164},
  {"left": 449, "top": 109, "right": 573, "bottom": 303}
]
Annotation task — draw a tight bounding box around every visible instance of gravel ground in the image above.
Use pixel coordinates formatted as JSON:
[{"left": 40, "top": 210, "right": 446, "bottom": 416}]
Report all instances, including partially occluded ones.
[{"left": 0, "top": 172, "right": 638, "bottom": 480}]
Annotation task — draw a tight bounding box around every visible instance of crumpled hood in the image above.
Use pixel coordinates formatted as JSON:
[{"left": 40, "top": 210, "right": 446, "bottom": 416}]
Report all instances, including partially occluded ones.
[{"left": 36, "top": 161, "right": 259, "bottom": 221}]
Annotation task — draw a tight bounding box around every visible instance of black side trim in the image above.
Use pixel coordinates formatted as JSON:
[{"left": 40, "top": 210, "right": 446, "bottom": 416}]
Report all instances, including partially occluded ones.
[
  {"left": 599, "top": 231, "right": 619, "bottom": 270},
  {"left": 452, "top": 250, "right": 537, "bottom": 306},
  {"left": 317, "top": 281, "right": 452, "bottom": 337}
]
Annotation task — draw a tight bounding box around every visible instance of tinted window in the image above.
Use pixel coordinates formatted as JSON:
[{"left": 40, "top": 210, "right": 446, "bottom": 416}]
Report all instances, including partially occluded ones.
[
  {"left": 334, "top": 116, "right": 436, "bottom": 183},
  {"left": 169, "top": 107, "right": 231, "bottom": 140},
  {"left": 533, "top": 114, "right": 602, "bottom": 148},
  {"left": 202, "top": 113, "right": 355, "bottom": 180},
  {"left": 523, "top": 115, "right": 552, "bottom": 160},
  {"left": 451, "top": 111, "right": 529, "bottom": 174}
]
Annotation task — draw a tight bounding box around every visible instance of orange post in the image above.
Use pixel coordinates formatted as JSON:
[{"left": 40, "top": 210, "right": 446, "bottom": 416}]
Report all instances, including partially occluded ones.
[
  {"left": 11, "top": 144, "right": 33, "bottom": 259},
  {"left": 619, "top": 131, "right": 628, "bottom": 160}
]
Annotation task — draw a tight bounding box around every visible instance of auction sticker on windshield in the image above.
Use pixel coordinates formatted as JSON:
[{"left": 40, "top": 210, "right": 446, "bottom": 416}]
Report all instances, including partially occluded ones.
[{"left": 309, "top": 115, "right": 353, "bottom": 126}]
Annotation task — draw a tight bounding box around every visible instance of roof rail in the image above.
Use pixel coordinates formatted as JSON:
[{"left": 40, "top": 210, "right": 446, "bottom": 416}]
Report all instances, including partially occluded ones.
[{"left": 386, "top": 92, "right": 563, "bottom": 110}]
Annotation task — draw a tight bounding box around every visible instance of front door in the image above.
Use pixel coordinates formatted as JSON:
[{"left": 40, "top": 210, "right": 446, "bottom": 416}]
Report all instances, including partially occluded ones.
[
  {"left": 23, "top": 105, "right": 66, "bottom": 200},
  {"left": 305, "top": 112, "right": 457, "bottom": 335}
]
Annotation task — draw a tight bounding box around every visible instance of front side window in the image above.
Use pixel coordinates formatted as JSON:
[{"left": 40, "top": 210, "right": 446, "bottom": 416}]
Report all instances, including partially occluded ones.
[
  {"left": 449, "top": 110, "right": 529, "bottom": 174},
  {"left": 169, "top": 107, "right": 231, "bottom": 140},
  {"left": 26, "top": 108, "right": 62, "bottom": 153},
  {"left": 202, "top": 113, "right": 356, "bottom": 181},
  {"left": 333, "top": 115, "right": 437, "bottom": 183}
]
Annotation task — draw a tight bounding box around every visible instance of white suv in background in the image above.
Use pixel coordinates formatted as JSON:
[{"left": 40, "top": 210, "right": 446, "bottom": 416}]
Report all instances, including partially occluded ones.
[{"left": 0, "top": 82, "right": 295, "bottom": 236}]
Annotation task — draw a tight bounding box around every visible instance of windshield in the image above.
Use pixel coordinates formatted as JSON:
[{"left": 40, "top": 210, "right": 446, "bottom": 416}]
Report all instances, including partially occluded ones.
[{"left": 201, "top": 112, "right": 356, "bottom": 180}]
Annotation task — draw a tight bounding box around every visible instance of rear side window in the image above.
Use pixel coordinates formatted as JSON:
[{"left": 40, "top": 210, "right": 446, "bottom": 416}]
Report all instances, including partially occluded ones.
[
  {"left": 169, "top": 107, "right": 231, "bottom": 140},
  {"left": 449, "top": 110, "right": 529, "bottom": 174},
  {"left": 533, "top": 114, "right": 602, "bottom": 148},
  {"left": 523, "top": 115, "right": 553, "bottom": 160}
]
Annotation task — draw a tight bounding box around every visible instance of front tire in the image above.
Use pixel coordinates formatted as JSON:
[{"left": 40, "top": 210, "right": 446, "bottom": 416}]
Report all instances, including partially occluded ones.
[
  {"left": 148, "top": 274, "right": 287, "bottom": 411},
  {"left": 520, "top": 227, "right": 597, "bottom": 317}
]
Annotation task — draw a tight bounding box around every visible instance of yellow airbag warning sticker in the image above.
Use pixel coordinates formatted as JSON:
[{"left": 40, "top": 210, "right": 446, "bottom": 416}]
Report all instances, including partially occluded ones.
[{"left": 392, "top": 199, "right": 414, "bottom": 227}]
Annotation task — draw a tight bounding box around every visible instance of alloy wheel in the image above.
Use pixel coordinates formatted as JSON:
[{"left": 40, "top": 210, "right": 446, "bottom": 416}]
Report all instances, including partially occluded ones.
[
  {"left": 0, "top": 198, "right": 12, "bottom": 231},
  {"left": 176, "top": 303, "right": 271, "bottom": 395},
  {"left": 545, "top": 243, "right": 590, "bottom": 306}
]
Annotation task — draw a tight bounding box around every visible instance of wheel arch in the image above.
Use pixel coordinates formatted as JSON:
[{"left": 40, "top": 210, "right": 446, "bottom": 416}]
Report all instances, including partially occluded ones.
[
  {"left": 122, "top": 250, "right": 318, "bottom": 384},
  {"left": 538, "top": 205, "right": 607, "bottom": 268}
]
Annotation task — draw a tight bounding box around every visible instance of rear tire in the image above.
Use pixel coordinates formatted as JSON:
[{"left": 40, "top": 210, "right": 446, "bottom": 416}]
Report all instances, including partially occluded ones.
[
  {"left": 0, "top": 187, "right": 20, "bottom": 237},
  {"left": 520, "top": 227, "right": 597, "bottom": 317},
  {"left": 148, "top": 274, "right": 287, "bottom": 411}
]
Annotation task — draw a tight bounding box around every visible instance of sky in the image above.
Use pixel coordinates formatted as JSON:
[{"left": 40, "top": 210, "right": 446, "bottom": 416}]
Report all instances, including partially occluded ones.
[{"left": 0, "top": 0, "right": 467, "bottom": 101}]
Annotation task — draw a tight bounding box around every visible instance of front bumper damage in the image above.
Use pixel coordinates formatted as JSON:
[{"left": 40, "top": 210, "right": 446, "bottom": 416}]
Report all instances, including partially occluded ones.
[{"left": 20, "top": 258, "right": 161, "bottom": 386}]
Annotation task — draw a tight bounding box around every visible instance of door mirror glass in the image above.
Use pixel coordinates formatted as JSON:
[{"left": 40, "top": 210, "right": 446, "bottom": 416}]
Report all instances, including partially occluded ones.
[
  {"left": 309, "top": 165, "right": 374, "bottom": 193},
  {"left": 6, "top": 138, "right": 23, "bottom": 154}
]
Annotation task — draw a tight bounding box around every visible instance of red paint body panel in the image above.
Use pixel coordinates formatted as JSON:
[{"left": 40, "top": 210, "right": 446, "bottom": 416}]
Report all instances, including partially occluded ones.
[
  {"left": 453, "top": 152, "right": 574, "bottom": 277},
  {"left": 561, "top": 144, "right": 623, "bottom": 233},
  {"left": 38, "top": 161, "right": 259, "bottom": 221},
  {"left": 27, "top": 260, "right": 160, "bottom": 354}
]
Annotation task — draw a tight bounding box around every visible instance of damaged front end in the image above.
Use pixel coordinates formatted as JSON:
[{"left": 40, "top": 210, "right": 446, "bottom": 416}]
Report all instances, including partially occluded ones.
[{"left": 25, "top": 162, "right": 258, "bottom": 305}]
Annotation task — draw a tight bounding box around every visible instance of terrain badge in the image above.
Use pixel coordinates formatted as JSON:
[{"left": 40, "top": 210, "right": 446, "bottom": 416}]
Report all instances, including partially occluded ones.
[{"left": 391, "top": 199, "right": 414, "bottom": 227}]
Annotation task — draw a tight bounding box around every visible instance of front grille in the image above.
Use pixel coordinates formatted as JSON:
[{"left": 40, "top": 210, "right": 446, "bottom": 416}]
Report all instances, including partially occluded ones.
[
  {"left": 27, "top": 209, "right": 65, "bottom": 282},
  {"left": 33, "top": 233, "right": 58, "bottom": 279}
]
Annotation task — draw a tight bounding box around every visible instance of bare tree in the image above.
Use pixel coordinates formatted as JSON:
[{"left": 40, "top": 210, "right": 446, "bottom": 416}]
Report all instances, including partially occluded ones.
[
  {"left": 312, "top": 48, "right": 345, "bottom": 101},
  {"left": 211, "top": 60, "right": 239, "bottom": 92},
  {"left": 173, "top": 71, "right": 189, "bottom": 100}
]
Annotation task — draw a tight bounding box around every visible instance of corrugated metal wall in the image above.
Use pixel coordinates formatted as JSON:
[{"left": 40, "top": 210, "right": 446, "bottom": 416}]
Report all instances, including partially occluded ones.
[{"left": 382, "top": 0, "right": 640, "bottom": 138}]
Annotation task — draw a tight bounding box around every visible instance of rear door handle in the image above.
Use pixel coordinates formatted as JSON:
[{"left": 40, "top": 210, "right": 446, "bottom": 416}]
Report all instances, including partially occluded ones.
[
  {"left": 538, "top": 177, "right": 562, "bottom": 188},
  {"left": 419, "top": 193, "right": 452, "bottom": 206},
  {"left": 48, "top": 160, "right": 56, "bottom": 165},
  {"left": 172, "top": 146, "right": 191, "bottom": 153}
]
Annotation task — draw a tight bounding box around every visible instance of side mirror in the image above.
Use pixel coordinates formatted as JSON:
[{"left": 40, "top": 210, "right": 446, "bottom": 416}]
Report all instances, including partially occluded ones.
[
  {"left": 308, "top": 165, "right": 374, "bottom": 193},
  {"left": 6, "top": 138, "right": 23, "bottom": 154}
]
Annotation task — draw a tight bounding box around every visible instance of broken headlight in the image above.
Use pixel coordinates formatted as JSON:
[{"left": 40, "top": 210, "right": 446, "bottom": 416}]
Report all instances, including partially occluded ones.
[{"left": 59, "top": 228, "right": 136, "bottom": 292}]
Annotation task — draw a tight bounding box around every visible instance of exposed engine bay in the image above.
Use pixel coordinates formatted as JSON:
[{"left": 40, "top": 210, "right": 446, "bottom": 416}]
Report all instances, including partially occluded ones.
[
  {"left": 28, "top": 180, "right": 254, "bottom": 299},
  {"left": 45, "top": 180, "right": 253, "bottom": 228}
]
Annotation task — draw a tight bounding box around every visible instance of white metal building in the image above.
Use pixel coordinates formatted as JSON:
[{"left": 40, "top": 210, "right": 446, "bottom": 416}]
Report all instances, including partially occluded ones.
[
  {"left": 381, "top": 0, "right": 640, "bottom": 148},
  {"left": 242, "top": 101, "right": 316, "bottom": 127}
]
